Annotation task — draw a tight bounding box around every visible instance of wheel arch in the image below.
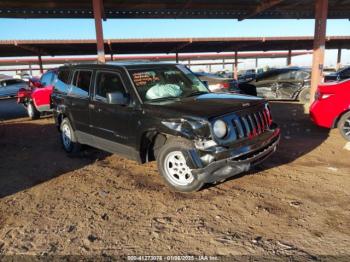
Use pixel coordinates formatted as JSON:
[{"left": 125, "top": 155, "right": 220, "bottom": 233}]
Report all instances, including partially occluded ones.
[
  {"left": 332, "top": 109, "right": 350, "bottom": 128},
  {"left": 139, "top": 130, "right": 177, "bottom": 164},
  {"left": 56, "top": 112, "right": 76, "bottom": 132}
]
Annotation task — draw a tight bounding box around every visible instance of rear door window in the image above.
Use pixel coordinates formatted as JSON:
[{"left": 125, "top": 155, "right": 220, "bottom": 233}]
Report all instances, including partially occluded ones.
[
  {"left": 55, "top": 69, "right": 71, "bottom": 94},
  {"left": 277, "top": 71, "right": 294, "bottom": 81},
  {"left": 70, "top": 70, "right": 92, "bottom": 98}
]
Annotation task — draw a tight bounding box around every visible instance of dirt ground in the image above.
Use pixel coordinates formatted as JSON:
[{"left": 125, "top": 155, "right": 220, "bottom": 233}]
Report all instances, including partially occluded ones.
[{"left": 0, "top": 100, "right": 349, "bottom": 260}]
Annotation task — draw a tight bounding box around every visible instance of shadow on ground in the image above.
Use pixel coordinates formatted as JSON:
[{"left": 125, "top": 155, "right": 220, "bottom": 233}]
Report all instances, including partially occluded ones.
[
  {"left": 260, "top": 101, "right": 330, "bottom": 168},
  {"left": 0, "top": 120, "right": 109, "bottom": 198}
]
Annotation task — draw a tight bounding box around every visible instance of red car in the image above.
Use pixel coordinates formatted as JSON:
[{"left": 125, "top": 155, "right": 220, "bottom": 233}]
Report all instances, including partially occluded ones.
[
  {"left": 17, "top": 69, "right": 57, "bottom": 119},
  {"left": 310, "top": 79, "right": 350, "bottom": 141}
]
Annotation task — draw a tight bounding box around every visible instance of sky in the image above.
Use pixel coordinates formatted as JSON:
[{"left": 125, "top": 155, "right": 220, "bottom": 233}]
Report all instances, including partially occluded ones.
[{"left": 0, "top": 18, "right": 350, "bottom": 74}]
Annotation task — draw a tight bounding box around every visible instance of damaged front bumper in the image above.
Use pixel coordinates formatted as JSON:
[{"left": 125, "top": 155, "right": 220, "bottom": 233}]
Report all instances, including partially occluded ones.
[{"left": 189, "top": 128, "right": 281, "bottom": 184}]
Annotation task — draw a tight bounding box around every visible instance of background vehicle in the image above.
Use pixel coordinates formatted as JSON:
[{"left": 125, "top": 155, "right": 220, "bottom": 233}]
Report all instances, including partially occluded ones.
[
  {"left": 322, "top": 67, "right": 337, "bottom": 76},
  {"left": 324, "top": 66, "right": 350, "bottom": 82},
  {"left": 310, "top": 79, "right": 350, "bottom": 141},
  {"left": 0, "top": 78, "right": 27, "bottom": 98},
  {"left": 194, "top": 71, "right": 240, "bottom": 93},
  {"left": 51, "top": 62, "right": 280, "bottom": 192},
  {"left": 216, "top": 70, "right": 233, "bottom": 78},
  {"left": 238, "top": 67, "right": 311, "bottom": 103},
  {"left": 0, "top": 73, "right": 11, "bottom": 80},
  {"left": 238, "top": 69, "right": 256, "bottom": 82},
  {"left": 20, "top": 71, "right": 32, "bottom": 82},
  {"left": 17, "top": 69, "right": 57, "bottom": 119}
]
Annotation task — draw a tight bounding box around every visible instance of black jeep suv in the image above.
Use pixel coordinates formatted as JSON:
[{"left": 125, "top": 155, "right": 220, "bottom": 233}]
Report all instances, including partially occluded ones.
[{"left": 51, "top": 62, "right": 280, "bottom": 192}]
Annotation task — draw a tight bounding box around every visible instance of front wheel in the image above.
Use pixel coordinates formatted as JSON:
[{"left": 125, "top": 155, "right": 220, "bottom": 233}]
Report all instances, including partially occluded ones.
[
  {"left": 338, "top": 112, "right": 350, "bottom": 141},
  {"left": 60, "top": 118, "right": 81, "bottom": 154},
  {"left": 27, "top": 102, "right": 40, "bottom": 120},
  {"left": 157, "top": 138, "right": 204, "bottom": 193}
]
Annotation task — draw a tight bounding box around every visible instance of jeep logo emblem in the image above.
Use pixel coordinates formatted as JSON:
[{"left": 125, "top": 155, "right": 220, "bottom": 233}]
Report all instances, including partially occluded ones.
[{"left": 242, "top": 103, "right": 250, "bottom": 107}]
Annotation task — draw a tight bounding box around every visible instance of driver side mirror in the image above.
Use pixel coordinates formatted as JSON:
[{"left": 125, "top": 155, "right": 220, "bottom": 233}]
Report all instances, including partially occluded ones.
[{"left": 106, "top": 91, "right": 130, "bottom": 106}]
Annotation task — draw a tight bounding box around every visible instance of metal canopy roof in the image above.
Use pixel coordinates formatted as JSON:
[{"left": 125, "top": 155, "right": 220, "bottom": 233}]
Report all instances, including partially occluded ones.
[
  {"left": 0, "top": 36, "right": 348, "bottom": 57},
  {"left": 0, "top": 0, "right": 350, "bottom": 19},
  {"left": 0, "top": 51, "right": 311, "bottom": 66}
]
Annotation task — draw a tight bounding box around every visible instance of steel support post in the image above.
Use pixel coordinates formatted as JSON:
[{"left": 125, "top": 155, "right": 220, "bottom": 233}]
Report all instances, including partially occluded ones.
[
  {"left": 287, "top": 49, "right": 292, "bottom": 66},
  {"left": 233, "top": 51, "right": 238, "bottom": 80},
  {"left": 336, "top": 48, "right": 342, "bottom": 70},
  {"left": 93, "top": 0, "right": 106, "bottom": 63},
  {"left": 310, "top": 0, "right": 328, "bottom": 104},
  {"left": 38, "top": 55, "right": 43, "bottom": 74},
  {"left": 29, "top": 64, "right": 33, "bottom": 75}
]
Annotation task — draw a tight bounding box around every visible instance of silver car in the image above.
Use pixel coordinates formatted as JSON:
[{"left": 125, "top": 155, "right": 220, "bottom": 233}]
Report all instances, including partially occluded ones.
[{"left": 0, "top": 78, "right": 28, "bottom": 98}]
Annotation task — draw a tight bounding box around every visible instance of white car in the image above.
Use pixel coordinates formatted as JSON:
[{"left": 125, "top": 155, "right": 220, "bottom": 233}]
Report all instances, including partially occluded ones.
[{"left": 0, "top": 78, "right": 28, "bottom": 98}]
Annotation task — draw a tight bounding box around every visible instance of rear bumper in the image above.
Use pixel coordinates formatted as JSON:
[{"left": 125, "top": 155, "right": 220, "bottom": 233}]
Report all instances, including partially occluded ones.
[
  {"left": 190, "top": 127, "right": 280, "bottom": 183},
  {"left": 310, "top": 100, "right": 335, "bottom": 128}
]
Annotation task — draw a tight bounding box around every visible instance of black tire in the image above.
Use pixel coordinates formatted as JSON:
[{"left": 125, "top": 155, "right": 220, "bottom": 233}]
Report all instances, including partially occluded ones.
[
  {"left": 298, "top": 88, "right": 311, "bottom": 104},
  {"left": 60, "top": 118, "right": 81, "bottom": 154},
  {"left": 27, "top": 102, "right": 40, "bottom": 120},
  {"left": 156, "top": 138, "right": 204, "bottom": 193},
  {"left": 338, "top": 111, "right": 350, "bottom": 141}
]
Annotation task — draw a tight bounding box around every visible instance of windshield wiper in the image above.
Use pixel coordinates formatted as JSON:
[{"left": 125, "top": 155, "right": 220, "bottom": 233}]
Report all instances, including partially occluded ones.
[
  {"left": 185, "top": 91, "right": 209, "bottom": 97},
  {"left": 146, "top": 96, "right": 180, "bottom": 103}
]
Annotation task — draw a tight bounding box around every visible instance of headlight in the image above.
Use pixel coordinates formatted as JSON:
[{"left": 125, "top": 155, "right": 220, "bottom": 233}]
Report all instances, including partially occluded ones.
[{"left": 213, "top": 120, "right": 228, "bottom": 139}]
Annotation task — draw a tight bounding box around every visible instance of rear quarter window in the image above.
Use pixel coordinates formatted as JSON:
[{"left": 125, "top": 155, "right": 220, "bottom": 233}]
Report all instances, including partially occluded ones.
[{"left": 55, "top": 69, "right": 70, "bottom": 94}]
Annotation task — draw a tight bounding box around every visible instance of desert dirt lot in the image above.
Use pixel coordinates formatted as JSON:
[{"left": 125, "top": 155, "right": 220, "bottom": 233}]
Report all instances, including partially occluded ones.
[{"left": 0, "top": 99, "right": 349, "bottom": 260}]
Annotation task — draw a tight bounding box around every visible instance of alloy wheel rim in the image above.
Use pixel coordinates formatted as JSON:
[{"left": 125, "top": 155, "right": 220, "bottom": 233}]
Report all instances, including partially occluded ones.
[
  {"left": 164, "top": 151, "right": 194, "bottom": 186},
  {"left": 62, "top": 123, "right": 72, "bottom": 149},
  {"left": 343, "top": 118, "right": 350, "bottom": 138}
]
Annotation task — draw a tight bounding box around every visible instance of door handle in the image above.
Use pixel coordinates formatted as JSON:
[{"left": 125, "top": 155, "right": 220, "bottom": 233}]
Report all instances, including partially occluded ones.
[{"left": 89, "top": 104, "right": 95, "bottom": 109}]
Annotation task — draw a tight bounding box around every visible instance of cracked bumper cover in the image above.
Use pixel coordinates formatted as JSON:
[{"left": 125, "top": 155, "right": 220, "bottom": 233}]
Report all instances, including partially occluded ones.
[{"left": 190, "top": 128, "right": 281, "bottom": 184}]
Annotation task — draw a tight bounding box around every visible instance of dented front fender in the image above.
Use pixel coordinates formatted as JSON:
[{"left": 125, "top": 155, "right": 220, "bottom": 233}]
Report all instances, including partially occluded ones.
[{"left": 161, "top": 117, "right": 211, "bottom": 140}]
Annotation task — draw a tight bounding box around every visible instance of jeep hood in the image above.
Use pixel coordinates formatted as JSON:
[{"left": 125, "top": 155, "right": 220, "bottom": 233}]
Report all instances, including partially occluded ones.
[{"left": 144, "top": 93, "right": 264, "bottom": 119}]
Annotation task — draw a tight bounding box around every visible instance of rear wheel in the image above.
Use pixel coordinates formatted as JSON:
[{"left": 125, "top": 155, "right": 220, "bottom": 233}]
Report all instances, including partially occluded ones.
[
  {"left": 157, "top": 138, "right": 204, "bottom": 193},
  {"left": 298, "top": 88, "right": 310, "bottom": 104},
  {"left": 27, "top": 102, "right": 40, "bottom": 120},
  {"left": 60, "top": 118, "right": 81, "bottom": 154},
  {"left": 338, "top": 112, "right": 350, "bottom": 141}
]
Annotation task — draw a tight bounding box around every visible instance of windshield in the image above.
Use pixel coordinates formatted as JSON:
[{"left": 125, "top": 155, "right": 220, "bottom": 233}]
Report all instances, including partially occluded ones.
[{"left": 129, "top": 65, "right": 209, "bottom": 102}]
